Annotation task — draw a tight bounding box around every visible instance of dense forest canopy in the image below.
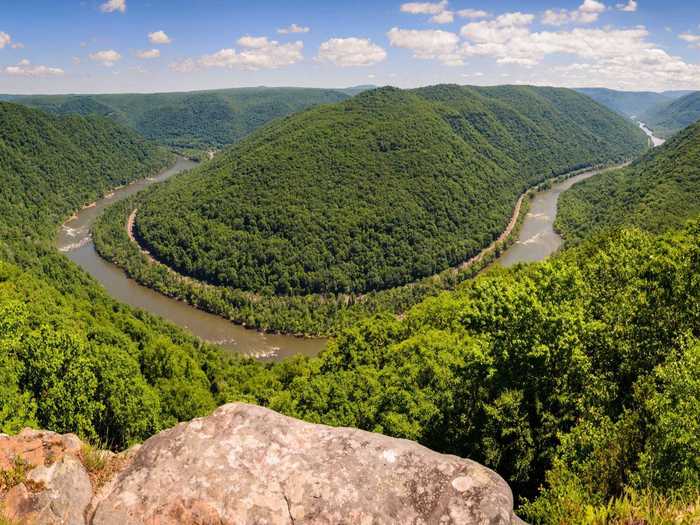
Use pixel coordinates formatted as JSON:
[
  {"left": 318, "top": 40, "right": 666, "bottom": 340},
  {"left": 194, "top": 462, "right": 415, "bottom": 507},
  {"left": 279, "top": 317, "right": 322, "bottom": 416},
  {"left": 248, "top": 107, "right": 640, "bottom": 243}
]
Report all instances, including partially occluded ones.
[
  {"left": 0, "top": 96, "right": 698, "bottom": 522},
  {"left": 573, "top": 87, "right": 685, "bottom": 118},
  {"left": 556, "top": 119, "right": 700, "bottom": 244},
  {"left": 0, "top": 87, "right": 352, "bottom": 157},
  {"left": 642, "top": 90, "right": 700, "bottom": 138},
  {"left": 134, "top": 85, "right": 648, "bottom": 296},
  {"left": 0, "top": 102, "right": 172, "bottom": 239}
]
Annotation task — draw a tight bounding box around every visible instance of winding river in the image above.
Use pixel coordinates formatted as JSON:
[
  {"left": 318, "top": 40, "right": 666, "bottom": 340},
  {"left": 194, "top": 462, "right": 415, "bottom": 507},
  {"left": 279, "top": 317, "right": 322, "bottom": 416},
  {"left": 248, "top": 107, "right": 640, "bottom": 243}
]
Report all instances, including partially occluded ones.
[
  {"left": 56, "top": 158, "right": 327, "bottom": 361},
  {"left": 498, "top": 122, "right": 664, "bottom": 267},
  {"left": 57, "top": 123, "right": 663, "bottom": 359}
]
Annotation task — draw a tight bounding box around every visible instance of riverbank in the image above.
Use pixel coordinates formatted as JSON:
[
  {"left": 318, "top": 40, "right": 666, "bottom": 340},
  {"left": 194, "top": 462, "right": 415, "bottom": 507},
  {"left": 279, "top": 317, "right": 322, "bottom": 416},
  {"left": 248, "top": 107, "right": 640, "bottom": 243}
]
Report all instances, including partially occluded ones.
[
  {"left": 58, "top": 157, "right": 326, "bottom": 360},
  {"left": 93, "top": 159, "right": 628, "bottom": 339}
]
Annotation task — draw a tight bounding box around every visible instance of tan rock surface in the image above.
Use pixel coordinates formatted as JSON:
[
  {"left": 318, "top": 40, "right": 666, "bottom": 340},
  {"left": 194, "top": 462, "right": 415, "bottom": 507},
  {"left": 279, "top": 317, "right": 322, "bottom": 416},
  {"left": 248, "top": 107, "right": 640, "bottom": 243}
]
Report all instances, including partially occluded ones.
[
  {"left": 91, "top": 403, "right": 523, "bottom": 525},
  {"left": 1, "top": 404, "right": 526, "bottom": 524}
]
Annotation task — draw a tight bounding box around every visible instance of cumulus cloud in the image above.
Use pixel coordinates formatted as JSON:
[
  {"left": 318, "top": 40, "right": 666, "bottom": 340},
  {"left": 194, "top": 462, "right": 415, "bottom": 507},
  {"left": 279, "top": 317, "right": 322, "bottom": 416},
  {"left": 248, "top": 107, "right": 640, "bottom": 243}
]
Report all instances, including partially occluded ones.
[
  {"left": 0, "top": 31, "right": 11, "bottom": 48},
  {"left": 387, "top": 9, "right": 700, "bottom": 89},
  {"left": 616, "top": 0, "right": 638, "bottom": 11},
  {"left": 542, "top": 0, "right": 607, "bottom": 26},
  {"left": 401, "top": 0, "right": 447, "bottom": 15},
  {"left": 12, "top": 42, "right": 25, "bottom": 49},
  {"left": 136, "top": 49, "right": 160, "bottom": 59},
  {"left": 401, "top": 0, "right": 455, "bottom": 24},
  {"left": 100, "top": 0, "right": 126, "bottom": 13},
  {"left": 4, "top": 59, "right": 64, "bottom": 76},
  {"left": 278, "top": 24, "right": 310, "bottom": 34},
  {"left": 89, "top": 49, "right": 122, "bottom": 66},
  {"left": 387, "top": 27, "right": 462, "bottom": 64},
  {"left": 169, "top": 58, "right": 197, "bottom": 73},
  {"left": 680, "top": 33, "right": 700, "bottom": 48},
  {"left": 148, "top": 30, "right": 172, "bottom": 44},
  {"left": 457, "top": 9, "right": 490, "bottom": 19},
  {"left": 199, "top": 36, "right": 303, "bottom": 70},
  {"left": 317, "top": 37, "right": 387, "bottom": 67}
]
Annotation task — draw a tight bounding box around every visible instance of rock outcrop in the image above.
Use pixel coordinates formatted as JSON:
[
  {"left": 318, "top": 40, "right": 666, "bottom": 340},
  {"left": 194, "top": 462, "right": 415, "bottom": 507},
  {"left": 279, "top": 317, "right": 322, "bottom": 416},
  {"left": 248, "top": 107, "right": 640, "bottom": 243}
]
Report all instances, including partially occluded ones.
[{"left": 0, "top": 403, "right": 525, "bottom": 524}]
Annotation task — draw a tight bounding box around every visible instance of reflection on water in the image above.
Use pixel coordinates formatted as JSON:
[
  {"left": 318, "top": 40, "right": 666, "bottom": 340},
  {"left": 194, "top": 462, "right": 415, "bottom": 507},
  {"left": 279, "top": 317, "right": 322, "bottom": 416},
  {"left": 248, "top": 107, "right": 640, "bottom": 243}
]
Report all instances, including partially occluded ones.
[{"left": 56, "top": 158, "right": 327, "bottom": 361}]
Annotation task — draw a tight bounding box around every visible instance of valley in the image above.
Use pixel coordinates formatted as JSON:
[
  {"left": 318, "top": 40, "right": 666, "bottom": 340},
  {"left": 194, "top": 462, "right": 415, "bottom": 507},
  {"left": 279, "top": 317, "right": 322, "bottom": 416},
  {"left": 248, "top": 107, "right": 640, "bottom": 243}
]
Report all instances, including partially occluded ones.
[
  {"left": 57, "top": 157, "right": 326, "bottom": 360},
  {"left": 0, "top": 80, "right": 698, "bottom": 525}
]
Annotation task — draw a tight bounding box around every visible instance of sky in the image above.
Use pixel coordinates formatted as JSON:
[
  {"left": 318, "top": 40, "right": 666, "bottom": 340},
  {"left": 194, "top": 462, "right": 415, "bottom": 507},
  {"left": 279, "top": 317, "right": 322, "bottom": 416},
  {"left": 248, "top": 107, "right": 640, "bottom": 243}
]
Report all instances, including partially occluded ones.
[{"left": 1, "top": 0, "right": 700, "bottom": 94}]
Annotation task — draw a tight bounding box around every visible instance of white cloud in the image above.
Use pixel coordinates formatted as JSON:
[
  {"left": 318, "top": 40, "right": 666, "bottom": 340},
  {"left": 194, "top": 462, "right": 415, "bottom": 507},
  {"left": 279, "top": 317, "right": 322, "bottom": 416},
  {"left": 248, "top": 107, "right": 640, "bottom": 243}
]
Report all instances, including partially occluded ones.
[
  {"left": 169, "top": 58, "right": 197, "bottom": 73},
  {"left": 401, "top": 0, "right": 455, "bottom": 24},
  {"left": 89, "top": 49, "right": 122, "bottom": 66},
  {"left": 457, "top": 9, "right": 490, "bottom": 19},
  {"left": 148, "top": 30, "right": 172, "bottom": 45},
  {"left": 136, "top": 49, "right": 160, "bottom": 59},
  {"left": 100, "top": 0, "right": 126, "bottom": 14},
  {"left": 431, "top": 11, "right": 454, "bottom": 24},
  {"left": 317, "top": 37, "right": 387, "bottom": 67},
  {"left": 11, "top": 42, "right": 24, "bottom": 49},
  {"left": 0, "top": 31, "right": 11, "bottom": 49},
  {"left": 199, "top": 36, "right": 303, "bottom": 70},
  {"left": 4, "top": 59, "right": 64, "bottom": 77},
  {"left": 542, "top": 0, "right": 607, "bottom": 26},
  {"left": 387, "top": 27, "right": 462, "bottom": 65},
  {"left": 616, "top": 0, "right": 637, "bottom": 11},
  {"left": 455, "top": 15, "right": 700, "bottom": 89},
  {"left": 278, "top": 24, "right": 310, "bottom": 34},
  {"left": 680, "top": 33, "right": 700, "bottom": 48},
  {"left": 400, "top": 0, "right": 447, "bottom": 15},
  {"left": 72, "top": 56, "right": 81, "bottom": 65}
]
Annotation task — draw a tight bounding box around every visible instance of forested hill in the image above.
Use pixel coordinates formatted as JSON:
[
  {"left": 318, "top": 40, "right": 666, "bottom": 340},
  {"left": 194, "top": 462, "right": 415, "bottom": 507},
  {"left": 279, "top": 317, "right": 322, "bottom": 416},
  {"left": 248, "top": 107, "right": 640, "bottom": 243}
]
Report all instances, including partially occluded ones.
[
  {"left": 134, "top": 84, "right": 648, "bottom": 296},
  {"left": 575, "top": 87, "right": 675, "bottom": 117},
  {"left": 556, "top": 119, "right": 700, "bottom": 243},
  {"left": 0, "top": 102, "right": 172, "bottom": 240},
  {"left": 642, "top": 90, "right": 700, "bottom": 138},
  {"left": 0, "top": 87, "right": 351, "bottom": 157}
]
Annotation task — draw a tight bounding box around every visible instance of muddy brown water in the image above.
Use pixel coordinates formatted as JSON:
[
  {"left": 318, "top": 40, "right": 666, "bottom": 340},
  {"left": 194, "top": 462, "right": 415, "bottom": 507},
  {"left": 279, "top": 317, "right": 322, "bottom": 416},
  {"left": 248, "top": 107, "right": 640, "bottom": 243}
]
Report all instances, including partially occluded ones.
[
  {"left": 57, "top": 125, "right": 663, "bottom": 359},
  {"left": 497, "top": 123, "right": 664, "bottom": 268},
  {"left": 56, "top": 158, "right": 327, "bottom": 361}
]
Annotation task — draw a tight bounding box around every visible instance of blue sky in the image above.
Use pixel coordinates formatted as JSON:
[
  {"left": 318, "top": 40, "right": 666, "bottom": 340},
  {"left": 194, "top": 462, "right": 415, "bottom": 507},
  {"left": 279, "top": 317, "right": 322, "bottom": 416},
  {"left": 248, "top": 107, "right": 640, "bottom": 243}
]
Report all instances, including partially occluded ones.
[{"left": 1, "top": 0, "right": 699, "bottom": 94}]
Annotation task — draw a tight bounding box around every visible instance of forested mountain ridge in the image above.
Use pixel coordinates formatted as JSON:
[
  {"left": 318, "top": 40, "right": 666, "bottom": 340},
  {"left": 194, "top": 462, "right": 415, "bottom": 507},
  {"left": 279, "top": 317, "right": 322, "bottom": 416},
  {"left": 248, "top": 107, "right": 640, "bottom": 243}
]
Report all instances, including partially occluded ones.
[
  {"left": 642, "top": 90, "right": 700, "bottom": 138},
  {"left": 574, "top": 87, "right": 676, "bottom": 117},
  {"left": 0, "top": 87, "right": 351, "bottom": 158},
  {"left": 0, "top": 102, "right": 172, "bottom": 239},
  {"left": 133, "top": 84, "right": 648, "bottom": 297},
  {"left": 556, "top": 119, "right": 700, "bottom": 243},
  {"left": 0, "top": 96, "right": 698, "bottom": 523}
]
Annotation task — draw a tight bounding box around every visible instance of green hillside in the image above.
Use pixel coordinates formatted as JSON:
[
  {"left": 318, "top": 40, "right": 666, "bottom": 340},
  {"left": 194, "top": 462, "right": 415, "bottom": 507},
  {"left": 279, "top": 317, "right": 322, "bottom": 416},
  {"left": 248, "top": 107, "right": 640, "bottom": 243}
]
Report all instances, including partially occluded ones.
[
  {"left": 0, "top": 102, "right": 172, "bottom": 239},
  {"left": 575, "top": 87, "right": 673, "bottom": 117},
  {"left": 556, "top": 120, "right": 700, "bottom": 243},
  {"left": 642, "top": 90, "right": 700, "bottom": 138},
  {"left": 134, "top": 85, "right": 648, "bottom": 297},
  {"left": 0, "top": 98, "right": 698, "bottom": 522},
  {"left": 0, "top": 87, "right": 351, "bottom": 157}
]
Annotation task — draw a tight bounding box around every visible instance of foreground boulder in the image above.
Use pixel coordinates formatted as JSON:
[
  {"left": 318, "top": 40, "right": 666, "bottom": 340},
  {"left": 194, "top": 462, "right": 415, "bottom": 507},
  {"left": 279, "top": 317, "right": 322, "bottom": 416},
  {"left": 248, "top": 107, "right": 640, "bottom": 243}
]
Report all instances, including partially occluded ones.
[{"left": 1, "top": 403, "right": 524, "bottom": 524}]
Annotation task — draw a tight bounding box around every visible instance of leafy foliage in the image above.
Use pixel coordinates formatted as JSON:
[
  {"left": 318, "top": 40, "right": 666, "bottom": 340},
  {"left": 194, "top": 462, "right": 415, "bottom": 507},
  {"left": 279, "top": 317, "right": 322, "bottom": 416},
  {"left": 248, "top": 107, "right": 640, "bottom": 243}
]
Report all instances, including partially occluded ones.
[
  {"left": 0, "top": 96, "right": 698, "bottom": 524},
  {"left": 134, "top": 85, "right": 647, "bottom": 296},
  {"left": 642, "top": 90, "right": 700, "bottom": 138},
  {"left": 574, "top": 87, "right": 677, "bottom": 118},
  {"left": 0, "top": 102, "right": 172, "bottom": 239},
  {"left": 556, "top": 119, "right": 700, "bottom": 243},
  {"left": 2, "top": 88, "right": 351, "bottom": 156}
]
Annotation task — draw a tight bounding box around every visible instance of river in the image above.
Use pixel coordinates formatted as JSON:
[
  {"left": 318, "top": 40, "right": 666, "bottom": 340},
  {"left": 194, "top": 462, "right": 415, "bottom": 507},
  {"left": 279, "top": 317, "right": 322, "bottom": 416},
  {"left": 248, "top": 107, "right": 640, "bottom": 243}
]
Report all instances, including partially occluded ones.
[
  {"left": 57, "top": 125, "right": 663, "bottom": 358},
  {"left": 56, "top": 157, "right": 327, "bottom": 361},
  {"left": 497, "top": 123, "right": 664, "bottom": 268}
]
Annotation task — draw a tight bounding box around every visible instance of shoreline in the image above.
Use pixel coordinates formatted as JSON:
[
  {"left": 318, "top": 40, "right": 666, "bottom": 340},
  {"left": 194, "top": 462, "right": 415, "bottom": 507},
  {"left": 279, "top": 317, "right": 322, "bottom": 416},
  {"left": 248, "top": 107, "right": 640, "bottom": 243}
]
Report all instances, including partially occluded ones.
[{"left": 105, "top": 161, "right": 627, "bottom": 338}]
